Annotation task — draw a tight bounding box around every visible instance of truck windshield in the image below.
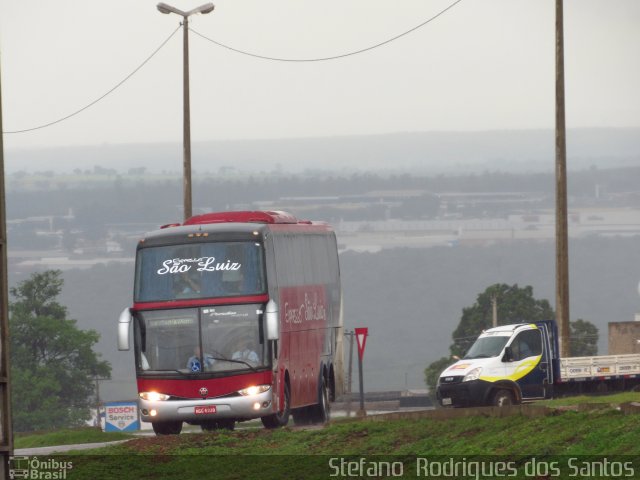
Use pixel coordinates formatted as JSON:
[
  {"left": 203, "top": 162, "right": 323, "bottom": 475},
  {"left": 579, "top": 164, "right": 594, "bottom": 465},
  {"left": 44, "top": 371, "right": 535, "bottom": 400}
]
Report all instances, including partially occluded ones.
[
  {"left": 135, "top": 241, "right": 265, "bottom": 302},
  {"left": 464, "top": 335, "right": 511, "bottom": 359},
  {"left": 134, "top": 304, "right": 266, "bottom": 373}
]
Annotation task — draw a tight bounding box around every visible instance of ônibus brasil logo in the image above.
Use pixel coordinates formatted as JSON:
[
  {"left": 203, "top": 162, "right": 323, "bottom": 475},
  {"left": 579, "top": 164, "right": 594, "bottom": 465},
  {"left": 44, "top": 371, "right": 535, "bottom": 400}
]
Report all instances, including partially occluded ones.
[{"left": 9, "top": 456, "right": 73, "bottom": 479}]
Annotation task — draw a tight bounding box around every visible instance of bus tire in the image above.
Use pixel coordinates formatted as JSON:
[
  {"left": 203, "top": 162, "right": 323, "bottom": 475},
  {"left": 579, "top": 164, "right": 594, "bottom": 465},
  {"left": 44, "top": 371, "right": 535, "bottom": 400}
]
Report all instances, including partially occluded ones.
[
  {"left": 491, "top": 389, "right": 514, "bottom": 407},
  {"left": 152, "top": 421, "right": 182, "bottom": 435},
  {"left": 261, "top": 382, "right": 290, "bottom": 429},
  {"left": 312, "top": 377, "right": 331, "bottom": 424}
]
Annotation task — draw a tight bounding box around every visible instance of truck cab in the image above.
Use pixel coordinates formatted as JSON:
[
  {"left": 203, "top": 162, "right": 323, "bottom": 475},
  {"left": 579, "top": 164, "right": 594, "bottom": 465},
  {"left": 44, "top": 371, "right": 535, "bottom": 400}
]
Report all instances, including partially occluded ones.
[{"left": 437, "top": 321, "right": 557, "bottom": 407}]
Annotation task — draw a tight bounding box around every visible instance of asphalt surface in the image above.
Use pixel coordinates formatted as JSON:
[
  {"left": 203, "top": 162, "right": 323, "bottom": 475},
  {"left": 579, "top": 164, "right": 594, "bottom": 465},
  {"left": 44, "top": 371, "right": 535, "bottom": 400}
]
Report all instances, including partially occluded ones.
[{"left": 15, "top": 440, "right": 130, "bottom": 456}]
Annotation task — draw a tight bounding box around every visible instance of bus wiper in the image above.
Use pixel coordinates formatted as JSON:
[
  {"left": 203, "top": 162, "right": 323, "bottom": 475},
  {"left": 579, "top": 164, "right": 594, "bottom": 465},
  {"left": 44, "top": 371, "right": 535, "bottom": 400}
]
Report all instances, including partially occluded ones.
[
  {"left": 209, "top": 356, "right": 258, "bottom": 372},
  {"left": 153, "top": 369, "right": 192, "bottom": 377}
]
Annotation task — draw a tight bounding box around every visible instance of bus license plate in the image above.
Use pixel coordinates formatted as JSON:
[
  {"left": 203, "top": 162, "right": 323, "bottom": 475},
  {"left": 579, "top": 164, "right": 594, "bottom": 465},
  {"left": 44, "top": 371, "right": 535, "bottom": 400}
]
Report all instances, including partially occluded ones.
[
  {"left": 442, "top": 398, "right": 452, "bottom": 406},
  {"left": 195, "top": 406, "right": 216, "bottom": 415}
]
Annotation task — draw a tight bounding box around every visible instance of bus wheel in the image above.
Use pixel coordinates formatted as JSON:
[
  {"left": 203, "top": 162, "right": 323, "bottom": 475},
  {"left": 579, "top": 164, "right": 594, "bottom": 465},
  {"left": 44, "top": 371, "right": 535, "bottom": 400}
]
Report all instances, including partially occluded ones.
[
  {"left": 313, "top": 378, "right": 331, "bottom": 424},
  {"left": 261, "top": 382, "right": 290, "bottom": 429},
  {"left": 492, "top": 389, "right": 514, "bottom": 407},
  {"left": 152, "top": 421, "right": 182, "bottom": 435}
]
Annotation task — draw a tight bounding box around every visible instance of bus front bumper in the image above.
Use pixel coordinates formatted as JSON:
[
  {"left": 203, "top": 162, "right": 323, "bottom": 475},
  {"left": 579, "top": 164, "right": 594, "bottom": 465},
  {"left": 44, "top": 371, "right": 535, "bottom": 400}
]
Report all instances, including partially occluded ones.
[{"left": 139, "top": 389, "right": 273, "bottom": 423}]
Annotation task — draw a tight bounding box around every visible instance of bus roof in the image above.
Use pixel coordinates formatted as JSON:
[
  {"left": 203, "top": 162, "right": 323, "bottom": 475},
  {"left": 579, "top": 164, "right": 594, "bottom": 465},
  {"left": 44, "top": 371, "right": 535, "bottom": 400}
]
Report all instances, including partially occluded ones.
[
  {"left": 184, "top": 211, "right": 308, "bottom": 226},
  {"left": 139, "top": 211, "right": 332, "bottom": 247}
]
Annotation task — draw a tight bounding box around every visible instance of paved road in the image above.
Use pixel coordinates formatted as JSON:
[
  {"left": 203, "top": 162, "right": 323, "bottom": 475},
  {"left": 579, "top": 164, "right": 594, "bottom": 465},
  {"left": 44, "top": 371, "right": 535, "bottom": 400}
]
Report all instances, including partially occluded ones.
[
  {"left": 14, "top": 406, "right": 434, "bottom": 456},
  {"left": 15, "top": 440, "right": 130, "bottom": 456}
]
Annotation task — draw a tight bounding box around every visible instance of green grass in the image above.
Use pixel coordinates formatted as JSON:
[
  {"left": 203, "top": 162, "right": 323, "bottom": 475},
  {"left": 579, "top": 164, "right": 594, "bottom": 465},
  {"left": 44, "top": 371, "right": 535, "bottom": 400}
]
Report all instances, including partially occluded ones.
[
  {"left": 534, "top": 391, "right": 640, "bottom": 407},
  {"left": 15, "top": 395, "right": 640, "bottom": 479},
  {"left": 46, "top": 407, "right": 640, "bottom": 479},
  {"left": 14, "top": 427, "right": 134, "bottom": 449}
]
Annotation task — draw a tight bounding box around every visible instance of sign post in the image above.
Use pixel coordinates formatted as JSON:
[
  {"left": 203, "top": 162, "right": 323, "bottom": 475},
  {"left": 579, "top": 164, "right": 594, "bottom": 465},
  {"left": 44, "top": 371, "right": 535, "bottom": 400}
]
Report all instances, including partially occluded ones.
[{"left": 354, "top": 327, "right": 368, "bottom": 417}]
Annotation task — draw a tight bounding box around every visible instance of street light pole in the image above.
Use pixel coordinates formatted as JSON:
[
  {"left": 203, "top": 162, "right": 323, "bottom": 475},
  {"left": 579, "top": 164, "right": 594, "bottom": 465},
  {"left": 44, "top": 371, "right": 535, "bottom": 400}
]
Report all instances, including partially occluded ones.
[
  {"left": 182, "top": 14, "right": 192, "bottom": 222},
  {"left": 157, "top": 3, "right": 215, "bottom": 221}
]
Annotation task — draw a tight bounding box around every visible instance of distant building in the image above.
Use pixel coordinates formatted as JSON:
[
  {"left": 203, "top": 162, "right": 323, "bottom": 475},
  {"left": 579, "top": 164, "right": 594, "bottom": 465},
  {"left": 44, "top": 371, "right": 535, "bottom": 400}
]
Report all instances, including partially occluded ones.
[{"left": 609, "top": 321, "right": 640, "bottom": 355}]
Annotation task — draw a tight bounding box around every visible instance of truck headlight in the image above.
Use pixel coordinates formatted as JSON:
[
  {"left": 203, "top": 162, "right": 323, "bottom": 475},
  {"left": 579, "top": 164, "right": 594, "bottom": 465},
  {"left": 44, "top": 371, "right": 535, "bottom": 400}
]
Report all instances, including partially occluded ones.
[
  {"left": 463, "top": 367, "right": 482, "bottom": 382},
  {"left": 238, "top": 385, "right": 271, "bottom": 396},
  {"left": 139, "top": 391, "right": 171, "bottom": 401}
]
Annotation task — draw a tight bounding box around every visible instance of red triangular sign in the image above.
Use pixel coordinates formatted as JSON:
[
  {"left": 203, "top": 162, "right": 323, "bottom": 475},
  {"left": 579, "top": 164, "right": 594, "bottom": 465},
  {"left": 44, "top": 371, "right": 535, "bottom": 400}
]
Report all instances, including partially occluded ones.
[{"left": 355, "top": 327, "right": 368, "bottom": 360}]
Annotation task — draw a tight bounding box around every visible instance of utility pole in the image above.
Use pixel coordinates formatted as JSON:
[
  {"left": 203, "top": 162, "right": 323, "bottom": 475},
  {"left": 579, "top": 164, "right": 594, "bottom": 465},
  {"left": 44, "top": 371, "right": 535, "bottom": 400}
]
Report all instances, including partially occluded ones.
[
  {"left": 182, "top": 13, "right": 192, "bottom": 221},
  {"left": 344, "top": 330, "right": 354, "bottom": 417},
  {"left": 157, "top": 3, "right": 215, "bottom": 221},
  {"left": 94, "top": 376, "right": 107, "bottom": 430},
  {"left": 347, "top": 331, "right": 354, "bottom": 396},
  {"left": 555, "top": 0, "right": 571, "bottom": 357},
  {"left": 491, "top": 294, "right": 498, "bottom": 328},
  {"left": 0, "top": 54, "right": 13, "bottom": 480}
]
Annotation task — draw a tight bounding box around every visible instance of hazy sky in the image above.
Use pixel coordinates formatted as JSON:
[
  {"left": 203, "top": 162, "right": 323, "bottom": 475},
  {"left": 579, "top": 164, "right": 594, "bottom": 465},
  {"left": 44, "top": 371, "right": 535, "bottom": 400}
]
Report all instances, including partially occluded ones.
[{"left": 1, "top": 0, "right": 639, "bottom": 150}]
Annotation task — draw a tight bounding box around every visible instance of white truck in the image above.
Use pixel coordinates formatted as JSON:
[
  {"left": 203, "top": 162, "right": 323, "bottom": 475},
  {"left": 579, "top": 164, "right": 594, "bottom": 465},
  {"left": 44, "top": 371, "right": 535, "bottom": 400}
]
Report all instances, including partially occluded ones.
[{"left": 436, "top": 320, "right": 640, "bottom": 407}]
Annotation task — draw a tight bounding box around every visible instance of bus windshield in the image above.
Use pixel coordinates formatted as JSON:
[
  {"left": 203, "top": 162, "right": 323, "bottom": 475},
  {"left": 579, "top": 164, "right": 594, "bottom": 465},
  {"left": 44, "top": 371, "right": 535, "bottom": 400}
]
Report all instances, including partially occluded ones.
[
  {"left": 135, "top": 305, "right": 266, "bottom": 374},
  {"left": 135, "top": 241, "right": 265, "bottom": 302}
]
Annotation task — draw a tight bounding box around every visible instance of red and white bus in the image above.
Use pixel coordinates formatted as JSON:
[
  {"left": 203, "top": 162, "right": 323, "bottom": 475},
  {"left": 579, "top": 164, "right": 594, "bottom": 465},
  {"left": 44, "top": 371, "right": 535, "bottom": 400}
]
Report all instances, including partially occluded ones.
[{"left": 117, "top": 211, "right": 343, "bottom": 435}]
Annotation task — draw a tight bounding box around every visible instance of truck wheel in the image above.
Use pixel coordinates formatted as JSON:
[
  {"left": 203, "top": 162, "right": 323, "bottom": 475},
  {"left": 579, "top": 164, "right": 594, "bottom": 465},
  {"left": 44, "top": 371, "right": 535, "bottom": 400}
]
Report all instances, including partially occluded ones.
[
  {"left": 261, "top": 382, "right": 290, "bottom": 429},
  {"left": 152, "top": 421, "right": 182, "bottom": 435},
  {"left": 492, "top": 389, "right": 514, "bottom": 407}
]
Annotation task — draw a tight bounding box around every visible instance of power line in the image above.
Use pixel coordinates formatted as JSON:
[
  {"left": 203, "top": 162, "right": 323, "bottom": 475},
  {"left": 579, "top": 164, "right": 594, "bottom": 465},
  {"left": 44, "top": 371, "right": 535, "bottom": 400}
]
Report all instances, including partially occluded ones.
[
  {"left": 2, "top": 0, "right": 465, "bottom": 135},
  {"left": 190, "top": 0, "right": 465, "bottom": 62},
  {"left": 2, "top": 26, "right": 181, "bottom": 135}
]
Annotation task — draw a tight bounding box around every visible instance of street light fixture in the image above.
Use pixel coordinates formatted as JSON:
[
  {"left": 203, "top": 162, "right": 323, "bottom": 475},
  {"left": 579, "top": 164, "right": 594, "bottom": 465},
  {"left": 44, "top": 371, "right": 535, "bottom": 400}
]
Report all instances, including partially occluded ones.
[{"left": 156, "top": 2, "right": 215, "bottom": 221}]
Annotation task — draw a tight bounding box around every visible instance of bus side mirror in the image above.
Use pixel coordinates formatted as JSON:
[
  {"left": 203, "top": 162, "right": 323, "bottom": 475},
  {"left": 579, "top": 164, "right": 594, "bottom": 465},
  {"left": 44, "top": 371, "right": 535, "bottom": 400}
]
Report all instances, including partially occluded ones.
[
  {"left": 502, "top": 346, "right": 514, "bottom": 362},
  {"left": 118, "top": 308, "right": 132, "bottom": 351},
  {"left": 265, "top": 300, "right": 279, "bottom": 341}
]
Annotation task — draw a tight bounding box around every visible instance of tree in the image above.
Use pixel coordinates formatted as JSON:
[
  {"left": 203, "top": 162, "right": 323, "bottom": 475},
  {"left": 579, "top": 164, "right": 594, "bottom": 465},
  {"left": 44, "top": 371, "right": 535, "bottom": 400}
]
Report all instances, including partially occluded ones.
[
  {"left": 423, "top": 356, "right": 456, "bottom": 396},
  {"left": 449, "top": 284, "right": 555, "bottom": 358},
  {"left": 570, "top": 318, "right": 599, "bottom": 356},
  {"left": 9, "top": 270, "right": 111, "bottom": 432}
]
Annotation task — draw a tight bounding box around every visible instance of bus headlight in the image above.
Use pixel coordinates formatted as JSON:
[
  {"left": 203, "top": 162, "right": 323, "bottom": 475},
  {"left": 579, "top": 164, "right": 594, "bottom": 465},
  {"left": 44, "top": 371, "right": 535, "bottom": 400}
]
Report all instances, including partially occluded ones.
[
  {"left": 139, "top": 391, "right": 171, "bottom": 402},
  {"left": 463, "top": 367, "right": 483, "bottom": 382},
  {"left": 238, "top": 385, "right": 271, "bottom": 396}
]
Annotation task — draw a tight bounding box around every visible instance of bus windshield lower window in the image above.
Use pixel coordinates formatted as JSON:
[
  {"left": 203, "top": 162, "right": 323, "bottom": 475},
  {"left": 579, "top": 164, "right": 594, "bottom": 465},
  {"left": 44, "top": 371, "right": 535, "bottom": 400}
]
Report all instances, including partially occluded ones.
[{"left": 135, "top": 305, "right": 266, "bottom": 374}]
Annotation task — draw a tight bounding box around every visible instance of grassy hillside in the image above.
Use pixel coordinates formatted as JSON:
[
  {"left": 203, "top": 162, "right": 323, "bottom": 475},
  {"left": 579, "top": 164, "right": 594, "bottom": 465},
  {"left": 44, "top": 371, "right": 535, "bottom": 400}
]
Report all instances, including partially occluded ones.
[{"left": 28, "top": 396, "right": 640, "bottom": 480}]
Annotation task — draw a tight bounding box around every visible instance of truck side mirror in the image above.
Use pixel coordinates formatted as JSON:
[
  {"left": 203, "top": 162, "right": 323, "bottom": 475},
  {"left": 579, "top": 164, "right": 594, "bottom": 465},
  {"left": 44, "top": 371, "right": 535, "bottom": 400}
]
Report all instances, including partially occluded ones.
[
  {"left": 265, "top": 300, "right": 279, "bottom": 341},
  {"left": 118, "top": 308, "right": 132, "bottom": 351},
  {"left": 502, "top": 346, "right": 514, "bottom": 363}
]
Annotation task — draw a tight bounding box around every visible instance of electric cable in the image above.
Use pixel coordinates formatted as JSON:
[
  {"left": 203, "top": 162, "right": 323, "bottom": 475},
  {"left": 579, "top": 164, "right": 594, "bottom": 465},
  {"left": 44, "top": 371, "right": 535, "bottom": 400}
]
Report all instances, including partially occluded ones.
[
  {"left": 3, "top": 0, "right": 465, "bottom": 134},
  {"left": 3, "top": 26, "right": 181, "bottom": 134},
  {"left": 190, "top": 0, "right": 464, "bottom": 62}
]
